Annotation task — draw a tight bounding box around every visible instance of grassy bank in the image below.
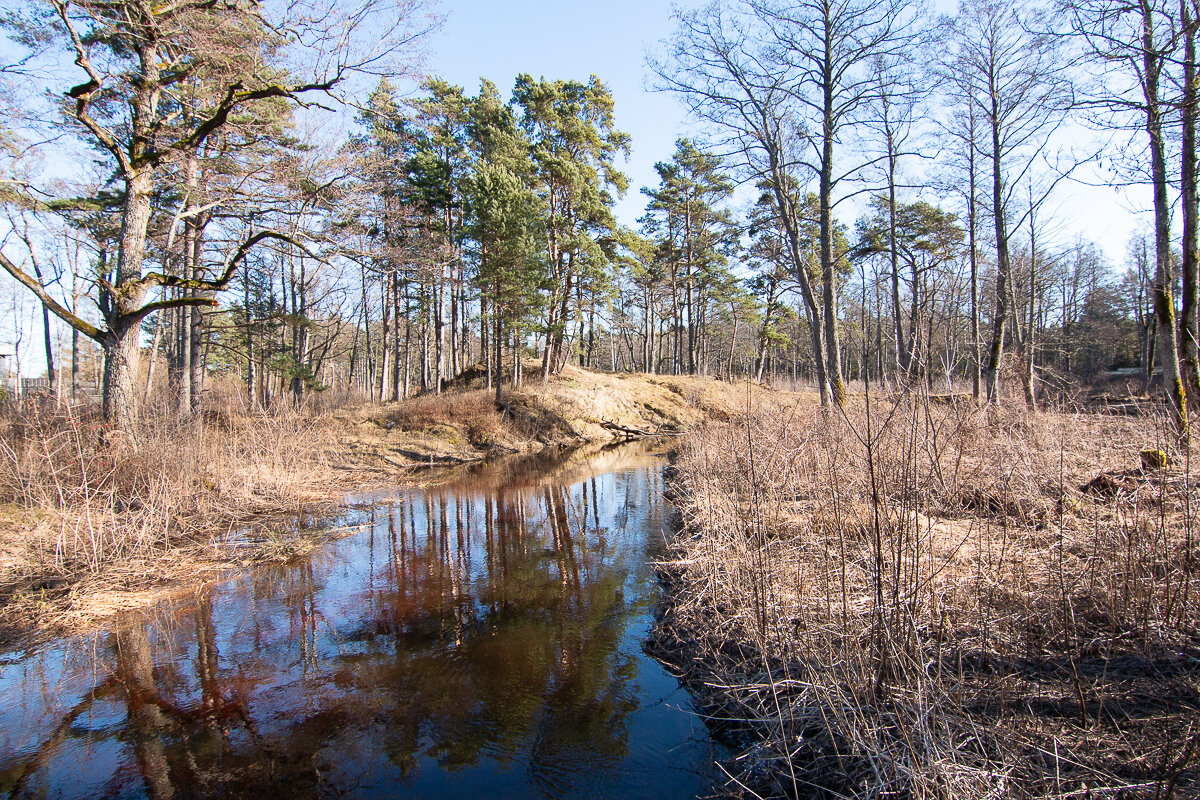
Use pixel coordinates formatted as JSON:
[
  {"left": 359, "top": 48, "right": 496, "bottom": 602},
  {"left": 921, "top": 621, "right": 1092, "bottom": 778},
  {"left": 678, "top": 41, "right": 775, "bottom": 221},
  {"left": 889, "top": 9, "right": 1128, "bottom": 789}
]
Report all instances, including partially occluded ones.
[
  {"left": 0, "top": 368, "right": 779, "bottom": 645},
  {"left": 0, "top": 400, "right": 363, "bottom": 644},
  {"left": 655, "top": 392, "right": 1199, "bottom": 798}
]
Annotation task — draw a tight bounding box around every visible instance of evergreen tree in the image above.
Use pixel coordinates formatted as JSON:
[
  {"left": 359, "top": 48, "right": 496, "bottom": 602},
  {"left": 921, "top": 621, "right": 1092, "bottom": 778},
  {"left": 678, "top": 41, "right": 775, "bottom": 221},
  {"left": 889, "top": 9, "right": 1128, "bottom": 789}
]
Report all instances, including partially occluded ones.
[
  {"left": 511, "top": 74, "right": 629, "bottom": 378},
  {"left": 642, "top": 139, "right": 736, "bottom": 374},
  {"left": 854, "top": 198, "right": 964, "bottom": 382},
  {"left": 465, "top": 80, "right": 545, "bottom": 403},
  {"left": 405, "top": 78, "right": 471, "bottom": 393}
]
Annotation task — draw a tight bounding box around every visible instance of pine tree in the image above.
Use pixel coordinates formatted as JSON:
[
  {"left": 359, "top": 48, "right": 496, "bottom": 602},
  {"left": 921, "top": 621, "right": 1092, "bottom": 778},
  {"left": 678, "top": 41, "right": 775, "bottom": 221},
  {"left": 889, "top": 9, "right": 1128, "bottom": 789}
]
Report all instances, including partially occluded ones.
[
  {"left": 512, "top": 74, "right": 629, "bottom": 378},
  {"left": 642, "top": 139, "right": 736, "bottom": 375},
  {"left": 465, "top": 80, "right": 545, "bottom": 403}
]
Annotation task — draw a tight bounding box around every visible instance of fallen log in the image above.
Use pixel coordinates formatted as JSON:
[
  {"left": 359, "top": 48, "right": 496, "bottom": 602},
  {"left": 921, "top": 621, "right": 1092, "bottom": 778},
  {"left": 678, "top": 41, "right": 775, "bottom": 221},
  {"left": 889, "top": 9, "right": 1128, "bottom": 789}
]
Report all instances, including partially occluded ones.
[{"left": 599, "top": 419, "right": 653, "bottom": 437}]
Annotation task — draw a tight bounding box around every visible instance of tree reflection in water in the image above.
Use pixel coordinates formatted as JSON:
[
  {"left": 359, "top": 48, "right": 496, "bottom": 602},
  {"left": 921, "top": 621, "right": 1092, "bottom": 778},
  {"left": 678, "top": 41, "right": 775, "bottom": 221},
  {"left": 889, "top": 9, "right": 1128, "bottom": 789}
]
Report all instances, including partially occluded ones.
[{"left": 0, "top": 441, "right": 722, "bottom": 799}]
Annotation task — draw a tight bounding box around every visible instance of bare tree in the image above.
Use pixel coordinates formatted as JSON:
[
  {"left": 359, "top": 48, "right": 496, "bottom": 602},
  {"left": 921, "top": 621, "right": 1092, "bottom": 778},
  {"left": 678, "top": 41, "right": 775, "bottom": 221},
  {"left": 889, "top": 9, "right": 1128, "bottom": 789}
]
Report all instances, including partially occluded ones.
[
  {"left": 1181, "top": 0, "right": 1200, "bottom": 417},
  {"left": 938, "top": 60, "right": 986, "bottom": 401},
  {"left": 861, "top": 47, "right": 939, "bottom": 384},
  {"left": 749, "top": 0, "right": 922, "bottom": 405},
  {"left": 0, "top": 0, "right": 435, "bottom": 432},
  {"left": 1062, "top": 0, "right": 1189, "bottom": 436},
  {"left": 949, "top": 0, "right": 1074, "bottom": 408},
  {"left": 654, "top": 3, "right": 834, "bottom": 403}
]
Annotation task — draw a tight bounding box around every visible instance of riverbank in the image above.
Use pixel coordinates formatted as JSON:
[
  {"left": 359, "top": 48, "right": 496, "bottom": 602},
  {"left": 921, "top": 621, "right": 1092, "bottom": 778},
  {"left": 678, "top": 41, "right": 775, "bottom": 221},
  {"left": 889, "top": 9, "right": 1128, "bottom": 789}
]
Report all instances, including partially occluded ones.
[
  {"left": 652, "top": 392, "right": 1200, "bottom": 798},
  {"left": 0, "top": 437, "right": 726, "bottom": 800},
  {"left": 0, "top": 368, "right": 788, "bottom": 646}
]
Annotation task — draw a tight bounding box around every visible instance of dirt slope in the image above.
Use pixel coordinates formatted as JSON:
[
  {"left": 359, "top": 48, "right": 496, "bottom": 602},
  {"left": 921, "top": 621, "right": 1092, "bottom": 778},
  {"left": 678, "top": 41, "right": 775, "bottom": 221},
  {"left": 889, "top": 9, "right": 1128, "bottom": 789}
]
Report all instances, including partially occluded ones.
[{"left": 338, "top": 366, "right": 802, "bottom": 468}]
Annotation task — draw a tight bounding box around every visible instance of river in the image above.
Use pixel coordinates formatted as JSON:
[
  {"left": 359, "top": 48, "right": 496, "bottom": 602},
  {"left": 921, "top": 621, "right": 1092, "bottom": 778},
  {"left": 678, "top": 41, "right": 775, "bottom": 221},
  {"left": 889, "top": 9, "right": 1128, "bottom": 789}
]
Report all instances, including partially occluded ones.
[{"left": 0, "top": 440, "right": 724, "bottom": 799}]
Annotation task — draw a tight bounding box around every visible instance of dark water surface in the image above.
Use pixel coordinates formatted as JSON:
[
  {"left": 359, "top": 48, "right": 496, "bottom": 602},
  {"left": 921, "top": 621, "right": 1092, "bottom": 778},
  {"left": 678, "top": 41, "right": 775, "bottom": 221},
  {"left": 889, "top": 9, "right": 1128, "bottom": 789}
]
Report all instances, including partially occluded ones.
[{"left": 0, "top": 441, "right": 723, "bottom": 799}]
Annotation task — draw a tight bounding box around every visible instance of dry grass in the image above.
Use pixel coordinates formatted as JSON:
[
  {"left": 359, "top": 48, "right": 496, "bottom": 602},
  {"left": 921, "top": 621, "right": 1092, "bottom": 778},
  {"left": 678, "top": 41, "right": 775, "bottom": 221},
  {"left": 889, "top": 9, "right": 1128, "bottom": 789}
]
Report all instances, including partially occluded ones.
[
  {"left": 0, "top": 368, "right": 798, "bottom": 644},
  {"left": 0, "top": 397, "right": 369, "bottom": 642},
  {"left": 381, "top": 388, "right": 510, "bottom": 448},
  {"left": 355, "top": 368, "right": 805, "bottom": 459},
  {"left": 656, "top": 391, "right": 1200, "bottom": 799}
]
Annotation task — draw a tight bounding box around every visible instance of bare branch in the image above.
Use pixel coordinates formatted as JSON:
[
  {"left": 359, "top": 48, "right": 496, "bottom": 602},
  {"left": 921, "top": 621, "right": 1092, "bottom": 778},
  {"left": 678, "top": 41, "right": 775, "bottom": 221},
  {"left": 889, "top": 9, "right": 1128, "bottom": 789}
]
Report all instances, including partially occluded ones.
[{"left": 0, "top": 249, "right": 102, "bottom": 340}]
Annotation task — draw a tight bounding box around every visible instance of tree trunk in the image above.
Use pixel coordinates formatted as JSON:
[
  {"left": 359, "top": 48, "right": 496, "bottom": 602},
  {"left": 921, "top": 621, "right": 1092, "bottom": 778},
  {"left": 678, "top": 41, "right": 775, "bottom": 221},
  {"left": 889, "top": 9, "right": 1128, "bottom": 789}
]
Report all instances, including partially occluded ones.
[
  {"left": 102, "top": 166, "right": 156, "bottom": 430},
  {"left": 101, "top": 323, "right": 141, "bottom": 432},
  {"left": 434, "top": 268, "right": 444, "bottom": 394},
  {"left": 985, "top": 87, "right": 1010, "bottom": 405},
  {"left": 887, "top": 148, "right": 907, "bottom": 378},
  {"left": 755, "top": 278, "right": 777, "bottom": 383},
  {"left": 820, "top": 50, "right": 846, "bottom": 406},
  {"left": 766, "top": 156, "right": 830, "bottom": 404},
  {"left": 144, "top": 299, "right": 164, "bottom": 400},
  {"left": 71, "top": 267, "right": 82, "bottom": 402},
  {"left": 403, "top": 303, "right": 412, "bottom": 400},
  {"left": 968, "top": 104, "right": 982, "bottom": 402},
  {"left": 391, "top": 270, "right": 401, "bottom": 401},
  {"left": 550, "top": 254, "right": 574, "bottom": 375},
  {"left": 1182, "top": 0, "right": 1200, "bottom": 415},
  {"left": 494, "top": 278, "right": 503, "bottom": 406},
  {"left": 178, "top": 150, "right": 200, "bottom": 416},
  {"left": 186, "top": 199, "right": 207, "bottom": 415},
  {"left": 1144, "top": 6, "right": 1190, "bottom": 439},
  {"left": 188, "top": 300, "right": 203, "bottom": 413},
  {"left": 245, "top": 269, "right": 256, "bottom": 404},
  {"left": 28, "top": 256, "right": 57, "bottom": 400},
  {"left": 421, "top": 284, "right": 430, "bottom": 392},
  {"left": 1022, "top": 201, "right": 1039, "bottom": 411},
  {"left": 178, "top": 302, "right": 193, "bottom": 413},
  {"left": 378, "top": 272, "right": 390, "bottom": 401},
  {"left": 481, "top": 293, "right": 491, "bottom": 390}
]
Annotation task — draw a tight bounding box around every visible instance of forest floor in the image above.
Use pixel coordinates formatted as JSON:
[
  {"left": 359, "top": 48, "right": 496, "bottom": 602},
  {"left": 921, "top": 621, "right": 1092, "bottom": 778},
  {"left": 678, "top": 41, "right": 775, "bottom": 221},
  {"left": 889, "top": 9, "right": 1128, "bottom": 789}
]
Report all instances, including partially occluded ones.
[
  {"left": 650, "top": 391, "right": 1200, "bottom": 799},
  {"left": 0, "top": 366, "right": 792, "bottom": 647}
]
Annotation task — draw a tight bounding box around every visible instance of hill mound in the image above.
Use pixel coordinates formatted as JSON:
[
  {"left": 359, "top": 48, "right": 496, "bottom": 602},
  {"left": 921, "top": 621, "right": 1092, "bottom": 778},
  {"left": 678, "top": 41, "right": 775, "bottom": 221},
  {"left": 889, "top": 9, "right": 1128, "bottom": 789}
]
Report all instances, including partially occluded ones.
[{"left": 338, "top": 366, "right": 807, "bottom": 468}]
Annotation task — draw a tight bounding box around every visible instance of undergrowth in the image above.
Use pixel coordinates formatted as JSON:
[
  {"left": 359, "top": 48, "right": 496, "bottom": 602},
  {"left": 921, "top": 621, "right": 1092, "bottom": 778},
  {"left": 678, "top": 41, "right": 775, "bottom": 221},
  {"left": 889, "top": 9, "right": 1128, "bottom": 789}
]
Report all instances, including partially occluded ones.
[
  {"left": 0, "top": 396, "right": 356, "bottom": 640},
  {"left": 658, "top": 392, "right": 1199, "bottom": 799}
]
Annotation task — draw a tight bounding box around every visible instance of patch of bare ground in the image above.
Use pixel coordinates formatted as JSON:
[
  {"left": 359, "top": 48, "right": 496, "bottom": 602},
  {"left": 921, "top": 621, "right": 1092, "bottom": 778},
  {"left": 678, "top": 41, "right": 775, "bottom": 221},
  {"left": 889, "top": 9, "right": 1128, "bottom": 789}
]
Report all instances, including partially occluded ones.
[{"left": 653, "top": 391, "right": 1200, "bottom": 798}]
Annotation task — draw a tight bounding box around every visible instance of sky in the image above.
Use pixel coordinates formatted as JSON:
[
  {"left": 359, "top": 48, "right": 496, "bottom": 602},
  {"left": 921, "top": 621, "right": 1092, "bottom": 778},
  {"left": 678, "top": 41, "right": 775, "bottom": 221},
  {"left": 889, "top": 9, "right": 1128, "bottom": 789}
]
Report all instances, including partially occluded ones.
[
  {"left": 423, "top": 0, "right": 1149, "bottom": 266},
  {"left": 422, "top": 0, "right": 693, "bottom": 231}
]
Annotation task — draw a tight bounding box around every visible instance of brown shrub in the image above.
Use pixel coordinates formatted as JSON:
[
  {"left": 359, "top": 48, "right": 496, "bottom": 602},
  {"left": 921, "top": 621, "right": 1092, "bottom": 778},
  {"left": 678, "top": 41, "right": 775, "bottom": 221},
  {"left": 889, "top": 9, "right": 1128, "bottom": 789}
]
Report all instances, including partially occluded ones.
[
  {"left": 0, "top": 401, "right": 353, "bottom": 596},
  {"left": 659, "top": 394, "right": 1200, "bottom": 798}
]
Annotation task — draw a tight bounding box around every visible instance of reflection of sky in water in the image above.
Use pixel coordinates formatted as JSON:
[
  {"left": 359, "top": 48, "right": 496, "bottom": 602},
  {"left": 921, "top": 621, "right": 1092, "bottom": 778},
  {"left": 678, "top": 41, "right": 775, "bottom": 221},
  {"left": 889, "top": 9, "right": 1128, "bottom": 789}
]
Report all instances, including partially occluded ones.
[{"left": 0, "top": 442, "right": 723, "bottom": 799}]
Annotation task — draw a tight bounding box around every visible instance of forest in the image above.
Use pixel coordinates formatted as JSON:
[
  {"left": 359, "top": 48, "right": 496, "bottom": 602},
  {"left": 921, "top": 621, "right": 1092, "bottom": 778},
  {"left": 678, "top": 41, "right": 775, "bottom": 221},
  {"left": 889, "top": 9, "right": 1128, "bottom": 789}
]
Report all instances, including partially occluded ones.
[
  {"left": 2, "top": 0, "right": 1200, "bottom": 798},
  {"left": 0, "top": 0, "right": 1194, "bottom": 436}
]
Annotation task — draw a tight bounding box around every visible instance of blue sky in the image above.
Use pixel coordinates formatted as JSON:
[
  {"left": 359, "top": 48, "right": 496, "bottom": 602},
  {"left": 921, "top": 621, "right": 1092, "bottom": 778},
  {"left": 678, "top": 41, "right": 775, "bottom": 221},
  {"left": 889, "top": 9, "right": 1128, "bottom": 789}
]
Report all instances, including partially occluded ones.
[
  {"left": 423, "top": 0, "right": 1147, "bottom": 266},
  {"left": 424, "top": 0, "right": 692, "bottom": 230},
  {"left": 0, "top": 0, "right": 1154, "bottom": 374}
]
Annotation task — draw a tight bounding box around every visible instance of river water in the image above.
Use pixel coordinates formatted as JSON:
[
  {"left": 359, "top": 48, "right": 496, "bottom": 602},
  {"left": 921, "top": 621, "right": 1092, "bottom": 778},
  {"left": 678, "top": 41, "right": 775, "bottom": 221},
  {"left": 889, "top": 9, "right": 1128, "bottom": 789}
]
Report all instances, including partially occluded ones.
[{"left": 0, "top": 441, "right": 723, "bottom": 799}]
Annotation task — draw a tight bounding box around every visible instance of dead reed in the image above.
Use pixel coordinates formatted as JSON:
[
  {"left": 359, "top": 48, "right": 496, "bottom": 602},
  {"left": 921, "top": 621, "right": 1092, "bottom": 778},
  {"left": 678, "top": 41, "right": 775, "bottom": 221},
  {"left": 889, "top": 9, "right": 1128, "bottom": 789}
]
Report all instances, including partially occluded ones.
[
  {"left": 657, "top": 390, "right": 1199, "bottom": 799},
  {"left": 0, "top": 395, "right": 362, "bottom": 641}
]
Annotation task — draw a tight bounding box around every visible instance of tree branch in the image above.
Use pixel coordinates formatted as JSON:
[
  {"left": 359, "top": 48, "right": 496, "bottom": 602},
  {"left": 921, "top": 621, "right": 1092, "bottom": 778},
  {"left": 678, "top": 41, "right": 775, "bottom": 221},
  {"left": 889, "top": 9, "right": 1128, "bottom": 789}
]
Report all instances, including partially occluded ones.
[
  {"left": 138, "top": 229, "right": 315, "bottom": 296},
  {"left": 127, "top": 295, "right": 217, "bottom": 325},
  {"left": 50, "top": 0, "right": 132, "bottom": 177},
  {"left": 0, "top": 250, "right": 102, "bottom": 341},
  {"left": 169, "top": 79, "right": 336, "bottom": 157}
]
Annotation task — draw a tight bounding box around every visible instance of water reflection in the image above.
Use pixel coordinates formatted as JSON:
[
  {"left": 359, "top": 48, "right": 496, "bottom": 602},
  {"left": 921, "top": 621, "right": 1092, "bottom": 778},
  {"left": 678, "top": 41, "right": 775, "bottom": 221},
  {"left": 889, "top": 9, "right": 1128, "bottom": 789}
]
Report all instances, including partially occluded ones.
[{"left": 0, "top": 441, "right": 720, "bottom": 799}]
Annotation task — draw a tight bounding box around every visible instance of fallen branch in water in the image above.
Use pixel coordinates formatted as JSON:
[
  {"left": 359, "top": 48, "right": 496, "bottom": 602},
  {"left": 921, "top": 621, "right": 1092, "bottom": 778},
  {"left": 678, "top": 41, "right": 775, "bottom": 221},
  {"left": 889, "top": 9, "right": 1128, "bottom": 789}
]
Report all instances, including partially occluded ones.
[{"left": 599, "top": 419, "right": 684, "bottom": 437}]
